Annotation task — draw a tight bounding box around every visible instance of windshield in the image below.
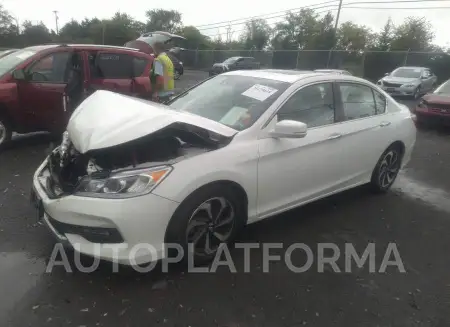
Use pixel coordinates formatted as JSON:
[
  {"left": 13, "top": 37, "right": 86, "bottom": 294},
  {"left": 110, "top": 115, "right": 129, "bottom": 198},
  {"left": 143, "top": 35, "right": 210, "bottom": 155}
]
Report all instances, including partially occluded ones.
[
  {"left": 223, "top": 57, "right": 239, "bottom": 64},
  {"left": 0, "top": 49, "right": 36, "bottom": 77},
  {"left": 391, "top": 68, "right": 422, "bottom": 78},
  {"left": 434, "top": 81, "right": 450, "bottom": 94},
  {"left": 168, "top": 75, "right": 290, "bottom": 131}
]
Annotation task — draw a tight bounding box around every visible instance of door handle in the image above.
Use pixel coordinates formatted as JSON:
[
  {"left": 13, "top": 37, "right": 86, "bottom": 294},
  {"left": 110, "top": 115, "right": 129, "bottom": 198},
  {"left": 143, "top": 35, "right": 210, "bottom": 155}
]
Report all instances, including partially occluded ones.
[
  {"left": 327, "top": 133, "right": 342, "bottom": 140},
  {"left": 380, "top": 121, "right": 391, "bottom": 127}
]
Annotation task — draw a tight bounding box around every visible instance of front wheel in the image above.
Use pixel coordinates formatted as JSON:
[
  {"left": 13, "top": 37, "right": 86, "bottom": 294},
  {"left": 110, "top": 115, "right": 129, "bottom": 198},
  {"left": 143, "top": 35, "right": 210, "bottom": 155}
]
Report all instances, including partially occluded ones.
[
  {"left": 174, "top": 70, "right": 181, "bottom": 80},
  {"left": 165, "top": 184, "right": 246, "bottom": 265},
  {"left": 0, "top": 115, "right": 12, "bottom": 150},
  {"left": 370, "top": 145, "right": 403, "bottom": 193},
  {"left": 413, "top": 86, "right": 422, "bottom": 99}
]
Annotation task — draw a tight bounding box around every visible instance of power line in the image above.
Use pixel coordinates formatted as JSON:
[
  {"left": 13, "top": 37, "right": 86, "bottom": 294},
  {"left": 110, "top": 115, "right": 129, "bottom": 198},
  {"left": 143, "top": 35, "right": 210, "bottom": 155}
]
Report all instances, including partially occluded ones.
[
  {"left": 52, "top": 10, "right": 59, "bottom": 34},
  {"left": 197, "top": 0, "right": 450, "bottom": 32},
  {"left": 195, "top": 0, "right": 340, "bottom": 28},
  {"left": 203, "top": 4, "right": 450, "bottom": 39}
]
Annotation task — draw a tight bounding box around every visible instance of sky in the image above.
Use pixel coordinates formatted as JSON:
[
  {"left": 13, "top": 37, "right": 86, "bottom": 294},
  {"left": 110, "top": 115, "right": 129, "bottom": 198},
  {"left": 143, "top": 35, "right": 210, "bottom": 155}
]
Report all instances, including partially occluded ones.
[{"left": 2, "top": 0, "right": 450, "bottom": 47}]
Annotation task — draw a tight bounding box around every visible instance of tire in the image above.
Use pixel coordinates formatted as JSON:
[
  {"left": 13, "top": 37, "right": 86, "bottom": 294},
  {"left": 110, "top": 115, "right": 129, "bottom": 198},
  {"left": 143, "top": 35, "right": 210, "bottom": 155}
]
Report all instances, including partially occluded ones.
[
  {"left": 413, "top": 86, "right": 421, "bottom": 99},
  {"left": 165, "top": 184, "right": 246, "bottom": 265},
  {"left": 370, "top": 145, "right": 403, "bottom": 193},
  {"left": 0, "top": 114, "right": 12, "bottom": 150}
]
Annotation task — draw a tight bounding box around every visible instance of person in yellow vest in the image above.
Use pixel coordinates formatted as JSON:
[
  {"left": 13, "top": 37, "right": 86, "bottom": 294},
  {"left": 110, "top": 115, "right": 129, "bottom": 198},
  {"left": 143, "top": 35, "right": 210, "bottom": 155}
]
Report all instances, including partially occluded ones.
[{"left": 151, "top": 42, "right": 175, "bottom": 102}]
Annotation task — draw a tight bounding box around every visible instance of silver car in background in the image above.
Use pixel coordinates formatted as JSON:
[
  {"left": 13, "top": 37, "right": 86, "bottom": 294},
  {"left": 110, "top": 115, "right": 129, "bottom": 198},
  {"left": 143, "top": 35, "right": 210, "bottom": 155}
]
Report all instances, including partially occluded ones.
[{"left": 377, "top": 66, "right": 437, "bottom": 99}]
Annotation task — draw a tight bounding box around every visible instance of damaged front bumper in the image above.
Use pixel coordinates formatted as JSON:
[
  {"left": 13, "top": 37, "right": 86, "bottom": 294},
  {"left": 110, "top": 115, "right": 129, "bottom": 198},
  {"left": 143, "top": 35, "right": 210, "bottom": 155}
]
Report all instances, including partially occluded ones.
[{"left": 32, "top": 157, "right": 180, "bottom": 265}]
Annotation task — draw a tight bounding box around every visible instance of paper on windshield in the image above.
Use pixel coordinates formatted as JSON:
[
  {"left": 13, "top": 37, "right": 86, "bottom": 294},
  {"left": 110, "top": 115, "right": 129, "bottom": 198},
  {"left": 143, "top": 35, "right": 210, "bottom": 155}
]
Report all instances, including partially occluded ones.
[
  {"left": 242, "top": 84, "right": 278, "bottom": 101},
  {"left": 15, "top": 51, "right": 35, "bottom": 60},
  {"left": 220, "top": 106, "right": 249, "bottom": 126}
]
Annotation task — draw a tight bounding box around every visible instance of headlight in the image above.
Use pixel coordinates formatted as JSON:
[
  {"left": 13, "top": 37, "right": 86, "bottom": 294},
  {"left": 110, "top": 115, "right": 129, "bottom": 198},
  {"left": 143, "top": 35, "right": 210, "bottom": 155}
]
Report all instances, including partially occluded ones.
[{"left": 74, "top": 166, "right": 172, "bottom": 198}]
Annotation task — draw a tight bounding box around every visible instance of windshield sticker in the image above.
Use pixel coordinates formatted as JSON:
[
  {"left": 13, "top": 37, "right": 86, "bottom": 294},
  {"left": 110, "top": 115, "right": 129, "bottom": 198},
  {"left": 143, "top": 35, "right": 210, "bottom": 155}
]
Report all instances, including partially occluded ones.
[
  {"left": 220, "top": 106, "right": 249, "bottom": 126},
  {"left": 242, "top": 84, "right": 278, "bottom": 101},
  {"left": 15, "top": 51, "right": 35, "bottom": 59}
]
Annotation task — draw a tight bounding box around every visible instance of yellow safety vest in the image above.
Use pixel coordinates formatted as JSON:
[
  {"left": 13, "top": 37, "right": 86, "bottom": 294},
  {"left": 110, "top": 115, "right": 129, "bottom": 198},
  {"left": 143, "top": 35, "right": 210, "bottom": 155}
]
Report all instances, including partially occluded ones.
[{"left": 155, "top": 53, "right": 174, "bottom": 92}]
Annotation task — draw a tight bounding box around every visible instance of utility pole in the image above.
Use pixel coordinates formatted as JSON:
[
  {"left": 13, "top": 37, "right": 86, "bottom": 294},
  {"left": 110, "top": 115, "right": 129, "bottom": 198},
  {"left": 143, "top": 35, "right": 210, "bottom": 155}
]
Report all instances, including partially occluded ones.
[
  {"left": 52, "top": 10, "right": 59, "bottom": 34},
  {"left": 326, "top": 0, "right": 343, "bottom": 68}
]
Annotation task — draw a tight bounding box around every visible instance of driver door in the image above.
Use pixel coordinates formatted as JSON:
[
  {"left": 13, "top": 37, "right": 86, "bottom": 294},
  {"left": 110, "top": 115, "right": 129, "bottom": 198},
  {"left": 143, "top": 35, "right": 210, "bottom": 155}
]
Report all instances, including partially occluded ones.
[{"left": 17, "top": 50, "right": 72, "bottom": 133}]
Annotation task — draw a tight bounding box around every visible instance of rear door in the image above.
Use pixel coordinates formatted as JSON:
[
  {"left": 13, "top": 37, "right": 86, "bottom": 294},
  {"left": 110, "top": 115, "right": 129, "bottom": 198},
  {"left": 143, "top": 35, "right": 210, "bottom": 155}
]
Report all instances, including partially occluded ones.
[
  {"left": 334, "top": 82, "right": 393, "bottom": 181},
  {"left": 87, "top": 50, "right": 134, "bottom": 96},
  {"left": 17, "top": 50, "right": 72, "bottom": 132}
]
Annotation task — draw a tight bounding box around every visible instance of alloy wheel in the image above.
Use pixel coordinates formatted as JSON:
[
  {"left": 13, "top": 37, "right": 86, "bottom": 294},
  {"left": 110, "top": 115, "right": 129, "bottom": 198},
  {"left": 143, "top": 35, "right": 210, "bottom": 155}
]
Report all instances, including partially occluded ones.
[
  {"left": 186, "top": 197, "right": 235, "bottom": 257},
  {"left": 414, "top": 87, "right": 421, "bottom": 99},
  {"left": 378, "top": 150, "right": 401, "bottom": 189}
]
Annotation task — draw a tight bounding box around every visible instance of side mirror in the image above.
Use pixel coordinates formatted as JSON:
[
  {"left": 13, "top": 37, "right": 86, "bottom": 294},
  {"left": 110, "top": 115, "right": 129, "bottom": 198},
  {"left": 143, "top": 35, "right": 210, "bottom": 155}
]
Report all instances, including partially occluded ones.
[
  {"left": 12, "top": 69, "right": 26, "bottom": 80},
  {"left": 269, "top": 120, "right": 307, "bottom": 139}
]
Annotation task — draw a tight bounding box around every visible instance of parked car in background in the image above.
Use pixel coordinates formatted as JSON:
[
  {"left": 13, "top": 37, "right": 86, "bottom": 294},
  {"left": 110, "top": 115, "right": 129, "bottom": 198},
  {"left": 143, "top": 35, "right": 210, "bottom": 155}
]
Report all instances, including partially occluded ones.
[
  {"left": 166, "top": 51, "right": 183, "bottom": 80},
  {"left": 0, "top": 49, "right": 18, "bottom": 59},
  {"left": 209, "top": 56, "right": 260, "bottom": 76},
  {"left": 314, "top": 69, "right": 352, "bottom": 75},
  {"left": 31, "top": 70, "right": 416, "bottom": 265},
  {"left": 377, "top": 66, "right": 437, "bottom": 99},
  {"left": 0, "top": 44, "right": 154, "bottom": 149},
  {"left": 415, "top": 79, "right": 450, "bottom": 126}
]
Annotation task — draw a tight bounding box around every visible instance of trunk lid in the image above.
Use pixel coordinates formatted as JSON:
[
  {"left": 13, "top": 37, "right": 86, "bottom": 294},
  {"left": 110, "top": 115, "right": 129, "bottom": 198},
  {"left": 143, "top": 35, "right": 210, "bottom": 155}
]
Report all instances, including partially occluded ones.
[{"left": 67, "top": 90, "right": 238, "bottom": 153}]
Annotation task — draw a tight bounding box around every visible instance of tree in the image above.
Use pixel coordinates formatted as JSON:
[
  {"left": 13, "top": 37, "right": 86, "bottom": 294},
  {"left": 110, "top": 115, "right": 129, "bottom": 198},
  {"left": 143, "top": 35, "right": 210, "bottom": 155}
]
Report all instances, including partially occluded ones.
[
  {"left": 0, "top": 5, "right": 19, "bottom": 47},
  {"left": 390, "top": 17, "right": 434, "bottom": 51},
  {"left": 241, "top": 19, "right": 272, "bottom": 50},
  {"left": 179, "top": 26, "right": 210, "bottom": 49},
  {"left": 374, "top": 18, "right": 394, "bottom": 51},
  {"left": 336, "top": 22, "right": 374, "bottom": 51},
  {"left": 145, "top": 9, "right": 182, "bottom": 33},
  {"left": 21, "top": 20, "right": 52, "bottom": 46}
]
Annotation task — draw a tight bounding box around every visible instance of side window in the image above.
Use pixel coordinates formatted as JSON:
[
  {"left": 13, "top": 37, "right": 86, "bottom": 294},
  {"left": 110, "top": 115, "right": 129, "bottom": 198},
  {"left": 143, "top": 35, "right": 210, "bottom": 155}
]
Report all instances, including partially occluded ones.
[
  {"left": 422, "top": 69, "right": 430, "bottom": 78},
  {"left": 28, "top": 52, "right": 71, "bottom": 83},
  {"left": 373, "top": 90, "right": 387, "bottom": 114},
  {"left": 277, "top": 83, "right": 335, "bottom": 128},
  {"left": 339, "top": 83, "right": 376, "bottom": 121},
  {"left": 133, "top": 57, "right": 148, "bottom": 77},
  {"left": 89, "top": 52, "right": 133, "bottom": 79}
]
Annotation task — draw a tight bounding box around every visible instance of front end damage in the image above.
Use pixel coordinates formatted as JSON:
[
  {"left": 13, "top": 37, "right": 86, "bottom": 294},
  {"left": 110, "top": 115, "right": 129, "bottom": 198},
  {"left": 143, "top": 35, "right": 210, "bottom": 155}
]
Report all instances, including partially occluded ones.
[{"left": 41, "top": 123, "right": 231, "bottom": 199}]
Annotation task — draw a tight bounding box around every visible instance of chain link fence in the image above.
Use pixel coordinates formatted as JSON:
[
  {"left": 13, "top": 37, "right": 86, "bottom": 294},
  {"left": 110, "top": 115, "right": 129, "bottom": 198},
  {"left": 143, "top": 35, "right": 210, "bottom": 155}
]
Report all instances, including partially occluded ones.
[{"left": 180, "top": 49, "right": 450, "bottom": 83}]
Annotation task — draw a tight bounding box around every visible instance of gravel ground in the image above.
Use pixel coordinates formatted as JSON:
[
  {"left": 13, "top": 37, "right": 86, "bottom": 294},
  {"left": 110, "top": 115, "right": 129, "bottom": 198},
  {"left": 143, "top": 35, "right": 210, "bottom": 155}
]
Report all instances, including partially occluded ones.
[{"left": 1, "top": 73, "right": 450, "bottom": 327}]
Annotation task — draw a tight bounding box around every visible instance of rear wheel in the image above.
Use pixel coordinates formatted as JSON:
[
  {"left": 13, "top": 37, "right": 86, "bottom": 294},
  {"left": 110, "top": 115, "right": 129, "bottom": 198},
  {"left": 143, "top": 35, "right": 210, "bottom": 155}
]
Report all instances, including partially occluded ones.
[
  {"left": 0, "top": 115, "right": 12, "bottom": 150},
  {"left": 165, "top": 184, "right": 246, "bottom": 265},
  {"left": 370, "top": 145, "right": 403, "bottom": 193}
]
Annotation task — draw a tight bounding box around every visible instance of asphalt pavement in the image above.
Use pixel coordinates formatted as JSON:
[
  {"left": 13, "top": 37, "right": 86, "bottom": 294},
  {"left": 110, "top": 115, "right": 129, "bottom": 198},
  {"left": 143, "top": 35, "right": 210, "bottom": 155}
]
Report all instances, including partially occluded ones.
[{"left": 1, "top": 72, "right": 450, "bottom": 327}]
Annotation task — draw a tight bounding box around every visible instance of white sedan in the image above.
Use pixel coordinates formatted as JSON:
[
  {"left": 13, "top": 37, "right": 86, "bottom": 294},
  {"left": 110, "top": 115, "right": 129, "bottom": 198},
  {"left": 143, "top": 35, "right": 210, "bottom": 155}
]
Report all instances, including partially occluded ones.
[{"left": 31, "top": 70, "right": 416, "bottom": 265}]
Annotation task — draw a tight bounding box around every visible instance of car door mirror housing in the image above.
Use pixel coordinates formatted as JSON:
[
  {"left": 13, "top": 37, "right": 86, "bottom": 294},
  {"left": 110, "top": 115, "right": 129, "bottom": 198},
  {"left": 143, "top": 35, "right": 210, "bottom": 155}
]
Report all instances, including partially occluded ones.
[
  {"left": 12, "top": 69, "right": 26, "bottom": 81},
  {"left": 269, "top": 120, "right": 307, "bottom": 138}
]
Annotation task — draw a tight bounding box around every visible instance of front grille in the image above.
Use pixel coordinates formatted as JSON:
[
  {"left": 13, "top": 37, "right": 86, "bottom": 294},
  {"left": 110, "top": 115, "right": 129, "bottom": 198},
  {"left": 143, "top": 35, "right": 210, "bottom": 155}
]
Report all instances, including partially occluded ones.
[
  {"left": 47, "top": 215, "right": 124, "bottom": 244},
  {"left": 383, "top": 81, "right": 403, "bottom": 87}
]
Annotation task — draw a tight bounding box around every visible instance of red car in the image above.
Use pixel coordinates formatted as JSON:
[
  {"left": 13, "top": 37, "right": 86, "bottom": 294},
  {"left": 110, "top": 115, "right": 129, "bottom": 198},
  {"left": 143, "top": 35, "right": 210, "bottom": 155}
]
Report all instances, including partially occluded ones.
[
  {"left": 415, "top": 79, "right": 450, "bottom": 126},
  {"left": 0, "top": 44, "right": 154, "bottom": 148}
]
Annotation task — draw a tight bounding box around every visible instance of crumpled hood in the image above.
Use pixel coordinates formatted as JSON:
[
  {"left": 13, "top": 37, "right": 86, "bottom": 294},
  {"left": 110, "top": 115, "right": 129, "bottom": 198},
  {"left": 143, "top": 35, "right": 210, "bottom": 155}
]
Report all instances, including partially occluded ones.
[
  {"left": 382, "top": 76, "right": 420, "bottom": 85},
  {"left": 67, "top": 90, "right": 238, "bottom": 154}
]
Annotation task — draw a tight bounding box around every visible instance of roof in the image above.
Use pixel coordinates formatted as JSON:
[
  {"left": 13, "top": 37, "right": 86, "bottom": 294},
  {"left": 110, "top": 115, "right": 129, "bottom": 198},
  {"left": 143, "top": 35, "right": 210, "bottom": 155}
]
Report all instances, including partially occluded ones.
[
  {"left": 224, "top": 69, "right": 324, "bottom": 83},
  {"left": 315, "top": 69, "right": 348, "bottom": 72},
  {"left": 25, "top": 44, "right": 140, "bottom": 52}
]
